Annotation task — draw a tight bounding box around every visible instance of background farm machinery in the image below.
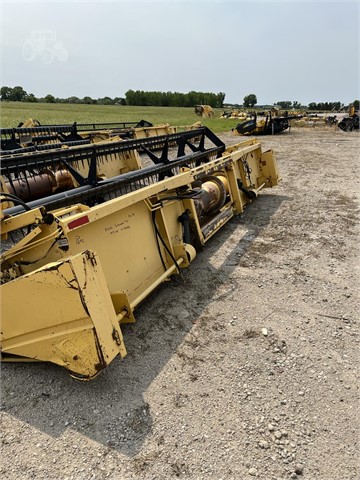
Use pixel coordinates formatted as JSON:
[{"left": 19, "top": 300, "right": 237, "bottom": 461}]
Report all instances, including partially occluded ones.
[
  {"left": 338, "top": 105, "right": 359, "bottom": 132},
  {"left": 194, "top": 105, "right": 215, "bottom": 118},
  {"left": 220, "top": 110, "right": 252, "bottom": 120},
  {"left": 233, "top": 110, "right": 302, "bottom": 136}
]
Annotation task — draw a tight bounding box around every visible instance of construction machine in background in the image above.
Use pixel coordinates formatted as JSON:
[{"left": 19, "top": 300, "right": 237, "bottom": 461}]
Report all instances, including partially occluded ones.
[{"left": 1, "top": 125, "right": 280, "bottom": 379}]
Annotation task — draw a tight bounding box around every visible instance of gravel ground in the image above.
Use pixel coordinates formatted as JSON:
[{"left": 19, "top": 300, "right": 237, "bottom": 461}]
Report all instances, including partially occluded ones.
[{"left": 1, "top": 126, "right": 359, "bottom": 480}]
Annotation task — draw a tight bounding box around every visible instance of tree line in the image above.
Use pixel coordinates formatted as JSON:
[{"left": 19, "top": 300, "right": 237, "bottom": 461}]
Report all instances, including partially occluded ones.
[
  {"left": 1, "top": 86, "right": 358, "bottom": 111},
  {"left": 307, "top": 101, "right": 359, "bottom": 111},
  {"left": 125, "top": 90, "right": 225, "bottom": 108},
  {"left": 275, "top": 100, "right": 359, "bottom": 111},
  {"left": 0, "top": 86, "right": 225, "bottom": 108},
  {"left": 241, "top": 95, "right": 359, "bottom": 111},
  {"left": 0, "top": 86, "right": 126, "bottom": 105}
]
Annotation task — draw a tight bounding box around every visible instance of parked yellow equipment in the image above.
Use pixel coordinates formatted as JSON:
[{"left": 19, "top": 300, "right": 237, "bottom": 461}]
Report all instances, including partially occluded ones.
[
  {"left": 194, "top": 105, "right": 215, "bottom": 118},
  {"left": 1, "top": 127, "right": 279, "bottom": 379},
  {"left": 338, "top": 104, "right": 359, "bottom": 132},
  {"left": 220, "top": 110, "right": 252, "bottom": 120},
  {"left": 233, "top": 111, "right": 301, "bottom": 135}
]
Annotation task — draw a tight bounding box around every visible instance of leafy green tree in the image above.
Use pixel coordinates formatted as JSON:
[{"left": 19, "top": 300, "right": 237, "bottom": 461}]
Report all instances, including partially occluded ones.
[
  {"left": 9, "top": 86, "right": 28, "bottom": 101},
  {"left": 125, "top": 89, "right": 136, "bottom": 105},
  {"left": 45, "top": 94, "right": 56, "bottom": 103},
  {"left": 113, "top": 97, "right": 126, "bottom": 105},
  {"left": 276, "top": 101, "right": 292, "bottom": 109},
  {"left": 25, "top": 93, "right": 38, "bottom": 103},
  {"left": 217, "top": 92, "right": 226, "bottom": 108},
  {"left": 125, "top": 89, "right": 226, "bottom": 107},
  {"left": 353, "top": 99, "right": 359, "bottom": 110},
  {"left": 332, "top": 102, "right": 341, "bottom": 111},
  {"left": 98, "top": 96, "right": 115, "bottom": 105},
  {"left": 66, "top": 96, "right": 82, "bottom": 104},
  {"left": 83, "top": 96, "right": 96, "bottom": 104},
  {"left": 308, "top": 101, "right": 345, "bottom": 111},
  {"left": 1, "top": 86, "right": 12, "bottom": 101},
  {"left": 243, "top": 94, "right": 257, "bottom": 108}
]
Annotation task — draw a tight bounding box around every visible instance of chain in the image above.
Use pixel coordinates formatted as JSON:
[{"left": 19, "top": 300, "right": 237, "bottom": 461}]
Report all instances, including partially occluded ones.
[{"left": 241, "top": 154, "right": 253, "bottom": 187}]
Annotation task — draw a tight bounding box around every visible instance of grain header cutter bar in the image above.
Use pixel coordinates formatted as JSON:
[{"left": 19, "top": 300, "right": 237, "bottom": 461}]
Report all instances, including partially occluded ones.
[{"left": 1, "top": 127, "right": 280, "bottom": 379}]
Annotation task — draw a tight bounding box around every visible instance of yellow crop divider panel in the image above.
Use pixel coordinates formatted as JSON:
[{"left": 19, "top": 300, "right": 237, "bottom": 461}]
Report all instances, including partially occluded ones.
[{"left": 1, "top": 250, "right": 126, "bottom": 379}]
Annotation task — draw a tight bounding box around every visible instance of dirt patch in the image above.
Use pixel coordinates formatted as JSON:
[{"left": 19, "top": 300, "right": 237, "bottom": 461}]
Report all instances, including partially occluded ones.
[{"left": 1, "top": 127, "right": 359, "bottom": 480}]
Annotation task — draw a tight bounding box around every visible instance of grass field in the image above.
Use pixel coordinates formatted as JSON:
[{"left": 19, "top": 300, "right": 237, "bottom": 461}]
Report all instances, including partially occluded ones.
[{"left": 0, "top": 102, "right": 240, "bottom": 133}]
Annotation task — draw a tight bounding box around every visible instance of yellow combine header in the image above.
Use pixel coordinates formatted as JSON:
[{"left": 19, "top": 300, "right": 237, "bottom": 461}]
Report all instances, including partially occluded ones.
[
  {"left": 1, "top": 126, "right": 279, "bottom": 379},
  {"left": 194, "top": 105, "right": 214, "bottom": 118}
]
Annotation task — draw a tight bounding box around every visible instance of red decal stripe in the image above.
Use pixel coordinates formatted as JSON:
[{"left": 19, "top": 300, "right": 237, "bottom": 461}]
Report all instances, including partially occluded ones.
[{"left": 68, "top": 216, "right": 89, "bottom": 230}]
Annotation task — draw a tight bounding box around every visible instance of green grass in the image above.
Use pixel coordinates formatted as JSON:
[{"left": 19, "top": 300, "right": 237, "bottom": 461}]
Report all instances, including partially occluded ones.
[{"left": 0, "top": 102, "right": 241, "bottom": 133}]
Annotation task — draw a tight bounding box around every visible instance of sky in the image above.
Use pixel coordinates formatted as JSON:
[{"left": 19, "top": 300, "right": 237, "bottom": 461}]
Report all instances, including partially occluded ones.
[{"left": 1, "top": 0, "right": 359, "bottom": 105}]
